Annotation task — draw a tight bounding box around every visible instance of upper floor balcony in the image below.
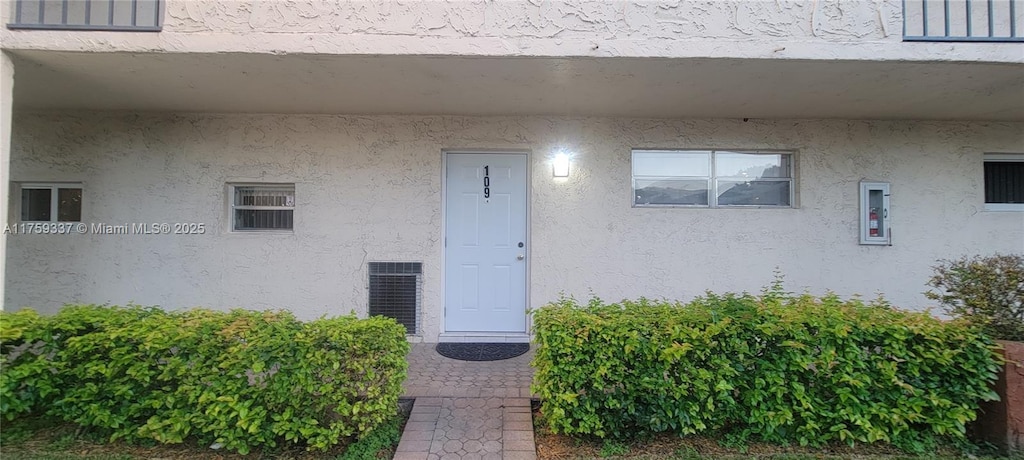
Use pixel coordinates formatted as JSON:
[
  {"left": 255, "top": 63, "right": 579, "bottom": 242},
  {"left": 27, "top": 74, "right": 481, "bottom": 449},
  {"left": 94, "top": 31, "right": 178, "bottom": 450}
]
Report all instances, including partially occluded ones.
[
  {"left": 6, "top": 0, "right": 1021, "bottom": 44},
  {"left": 1, "top": 0, "right": 1020, "bottom": 122},
  {"left": 1, "top": 0, "right": 1021, "bottom": 64}
]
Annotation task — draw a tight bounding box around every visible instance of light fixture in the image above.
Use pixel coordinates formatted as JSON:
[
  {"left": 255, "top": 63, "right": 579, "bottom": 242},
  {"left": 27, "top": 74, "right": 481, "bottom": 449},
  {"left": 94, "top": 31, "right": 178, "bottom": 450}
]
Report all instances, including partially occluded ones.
[{"left": 552, "top": 153, "right": 570, "bottom": 177}]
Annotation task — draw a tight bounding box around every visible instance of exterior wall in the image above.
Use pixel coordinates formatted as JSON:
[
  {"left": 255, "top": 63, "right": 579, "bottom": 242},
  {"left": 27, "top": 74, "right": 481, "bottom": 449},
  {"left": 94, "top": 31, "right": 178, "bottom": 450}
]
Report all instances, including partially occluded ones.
[
  {"left": 1, "top": 0, "right": 1021, "bottom": 63},
  {"left": 0, "top": 51, "right": 12, "bottom": 310},
  {"left": 6, "top": 113, "right": 1023, "bottom": 341},
  {"left": 161, "top": 0, "right": 905, "bottom": 41}
]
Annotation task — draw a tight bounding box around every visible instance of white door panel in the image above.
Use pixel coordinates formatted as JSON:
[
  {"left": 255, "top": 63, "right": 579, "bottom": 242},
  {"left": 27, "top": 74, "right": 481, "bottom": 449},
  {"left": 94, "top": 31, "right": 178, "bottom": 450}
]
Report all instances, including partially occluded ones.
[{"left": 445, "top": 154, "right": 528, "bottom": 332}]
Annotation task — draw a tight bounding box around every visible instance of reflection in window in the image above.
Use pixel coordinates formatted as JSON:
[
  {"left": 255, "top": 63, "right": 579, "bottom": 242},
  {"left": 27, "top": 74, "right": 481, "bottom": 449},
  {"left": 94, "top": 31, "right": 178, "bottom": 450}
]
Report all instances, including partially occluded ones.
[
  {"left": 58, "top": 188, "right": 82, "bottom": 222},
  {"left": 634, "top": 179, "right": 709, "bottom": 206},
  {"left": 717, "top": 180, "right": 791, "bottom": 206},
  {"left": 20, "top": 184, "right": 82, "bottom": 222},
  {"left": 632, "top": 150, "right": 794, "bottom": 207},
  {"left": 21, "top": 188, "right": 52, "bottom": 221}
]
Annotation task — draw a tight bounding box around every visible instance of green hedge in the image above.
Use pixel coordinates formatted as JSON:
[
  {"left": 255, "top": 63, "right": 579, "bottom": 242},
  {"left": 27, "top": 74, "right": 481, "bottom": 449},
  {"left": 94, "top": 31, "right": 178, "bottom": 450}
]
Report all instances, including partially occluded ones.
[
  {"left": 532, "top": 290, "right": 1001, "bottom": 451},
  {"left": 0, "top": 305, "right": 409, "bottom": 454}
]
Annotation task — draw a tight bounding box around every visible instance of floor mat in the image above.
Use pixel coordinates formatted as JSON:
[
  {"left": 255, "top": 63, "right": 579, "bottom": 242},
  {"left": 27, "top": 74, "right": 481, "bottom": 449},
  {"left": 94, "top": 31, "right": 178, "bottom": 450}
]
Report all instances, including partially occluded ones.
[{"left": 435, "top": 342, "right": 530, "bottom": 361}]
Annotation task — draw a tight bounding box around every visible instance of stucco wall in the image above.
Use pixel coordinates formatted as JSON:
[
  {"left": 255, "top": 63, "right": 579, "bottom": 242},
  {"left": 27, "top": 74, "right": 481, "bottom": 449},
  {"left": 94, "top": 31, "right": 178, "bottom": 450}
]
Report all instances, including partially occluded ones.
[
  {"left": 6, "top": 113, "right": 1024, "bottom": 341},
  {"left": 162, "top": 0, "right": 903, "bottom": 41},
  {"left": 2, "top": 0, "right": 1021, "bottom": 63},
  {"left": 0, "top": 52, "right": 12, "bottom": 310}
]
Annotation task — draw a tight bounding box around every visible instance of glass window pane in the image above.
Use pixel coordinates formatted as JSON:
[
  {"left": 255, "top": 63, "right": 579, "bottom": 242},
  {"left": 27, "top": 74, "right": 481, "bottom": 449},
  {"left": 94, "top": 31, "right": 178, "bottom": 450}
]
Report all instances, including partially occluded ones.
[
  {"left": 717, "top": 180, "right": 791, "bottom": 206},
  {"left": 633, "top": 151, "right": 711, "bottom": 177},
  {"left": 57, "top": 188, "right": 82, "bottom": 222},
  {"left": 984, "top": 161, "right": 1024, "bottom": 204},
  {"left": 635, "top": 179, "right": 709, "bottom": 206},
  {"left": 234, "top": 209, "right": 294, "bottom": 230},
  {"left": 716, "top": 152, "right": 791, "bottom": 178},
  {"left": 21, "top": 188, "right": 52, "bottom": 221}
]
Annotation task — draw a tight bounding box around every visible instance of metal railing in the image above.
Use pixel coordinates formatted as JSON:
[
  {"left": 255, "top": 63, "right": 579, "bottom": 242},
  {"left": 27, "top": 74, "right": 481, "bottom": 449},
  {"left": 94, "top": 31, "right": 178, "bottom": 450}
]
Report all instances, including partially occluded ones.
[
  {"left": 904, "top": 0, "right": 1023, "bottom": 41},
  {"left": 8, "top": 0, "right": 162, "bottom": 31}
]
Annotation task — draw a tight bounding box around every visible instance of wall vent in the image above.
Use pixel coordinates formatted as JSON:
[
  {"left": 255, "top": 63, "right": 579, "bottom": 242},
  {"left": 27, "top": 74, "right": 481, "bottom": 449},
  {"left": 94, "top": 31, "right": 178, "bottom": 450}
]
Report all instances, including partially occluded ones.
[{"left": 368, "top": 262, "right": 422, "bottom": 335}]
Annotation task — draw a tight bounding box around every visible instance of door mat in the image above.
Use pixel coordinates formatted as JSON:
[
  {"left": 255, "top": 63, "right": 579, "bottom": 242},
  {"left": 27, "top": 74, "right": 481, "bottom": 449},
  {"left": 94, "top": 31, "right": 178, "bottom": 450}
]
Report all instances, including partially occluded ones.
[{"left": 435, "top": 342, "right": 530, "bottom": 361}]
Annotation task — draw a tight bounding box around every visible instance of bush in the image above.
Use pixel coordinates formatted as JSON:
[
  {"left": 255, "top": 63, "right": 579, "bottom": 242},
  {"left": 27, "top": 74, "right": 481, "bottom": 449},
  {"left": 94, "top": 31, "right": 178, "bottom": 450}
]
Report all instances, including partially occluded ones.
[
  {"left": 337, "top": 415, "right": 403, "bottom": 460},
  {"left": 0, "top": 309, "right": 60, "bottom": 420},
  {"left": 0, "top": 305, "right": 409, "bottom": 454},
  {"left": 532, "top": 289, "right": 1001, "bottom": 451},
  {"left": 925, "top": 253, "right": 1024, "bottom": 341}
]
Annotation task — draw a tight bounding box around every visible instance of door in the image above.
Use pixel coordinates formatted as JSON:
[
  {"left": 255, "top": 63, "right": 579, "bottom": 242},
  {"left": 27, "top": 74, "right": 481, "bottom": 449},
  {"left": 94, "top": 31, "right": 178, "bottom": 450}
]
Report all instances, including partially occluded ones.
[{"left": 444, "top": 153, "right": 528, "bottom": 332}]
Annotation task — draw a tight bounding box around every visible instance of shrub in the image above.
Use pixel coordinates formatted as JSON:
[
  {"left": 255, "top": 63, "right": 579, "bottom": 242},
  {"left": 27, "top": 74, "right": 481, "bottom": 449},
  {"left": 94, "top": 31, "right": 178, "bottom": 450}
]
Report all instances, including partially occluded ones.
[
  {"left": 925, "top": 253, "right": 1024, "bottom": 341},
  {"left": 337, "top": 415, "right": 403, "bottom": 460},
  {"left": 0, "top": 305, "right": 409, "bottom": 454},
  {"left": 0, "top": 309, "right": 60, "bottom": 420},
  {"left": 532, "top": 289, "right": 1001, "bottom": 451}
]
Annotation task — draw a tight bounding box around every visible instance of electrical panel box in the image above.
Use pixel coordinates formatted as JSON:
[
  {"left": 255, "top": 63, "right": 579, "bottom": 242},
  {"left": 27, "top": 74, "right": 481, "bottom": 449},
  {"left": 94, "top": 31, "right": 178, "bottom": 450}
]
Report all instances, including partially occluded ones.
[{"left": 859, "top": 181, "right": 890, "bottom": 246}]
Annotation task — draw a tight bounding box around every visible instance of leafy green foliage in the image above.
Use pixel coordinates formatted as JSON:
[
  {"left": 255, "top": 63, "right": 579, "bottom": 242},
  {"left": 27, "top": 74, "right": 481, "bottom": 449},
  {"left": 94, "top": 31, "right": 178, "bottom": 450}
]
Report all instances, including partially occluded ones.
[
  {"left": 532, "top": 288, "right": 1001, "bottom": 452},
  {"left": 336, "top": 415, "right": 403, "bottom": 460},
  {"left": 925, "top": 253, "right": 1024, "bottom": 341},
  {"left": 0, "top": 305, "right": 409, "bottom": 454},
  {"left": 600, "top": 439, "right": 629, "bottom": 457},
  {"left": 1, "top": 309, "right": 60, "bottom": 421}
]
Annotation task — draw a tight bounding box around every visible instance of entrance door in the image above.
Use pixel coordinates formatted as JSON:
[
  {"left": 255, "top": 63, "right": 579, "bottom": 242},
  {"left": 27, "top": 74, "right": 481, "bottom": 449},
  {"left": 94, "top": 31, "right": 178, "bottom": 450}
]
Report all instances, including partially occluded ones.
[{"left": 444, "top": 153, "right": 528, "bottom": 333}]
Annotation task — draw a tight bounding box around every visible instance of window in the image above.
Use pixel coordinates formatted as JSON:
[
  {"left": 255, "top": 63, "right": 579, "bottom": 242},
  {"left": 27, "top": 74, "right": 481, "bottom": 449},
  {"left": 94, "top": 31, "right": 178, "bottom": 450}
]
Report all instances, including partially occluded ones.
[
  {"left": 19, "top": 183, "right": 82, "bottom": 222},
  {"left": 632, "top": 150, "right": 794, "bottom": 207},
  {"left": 230, "top": 184, "right": 295, "bottom": 231},
  {"left": 984, "top": 154, "right": 1024, "bottom": 211}
]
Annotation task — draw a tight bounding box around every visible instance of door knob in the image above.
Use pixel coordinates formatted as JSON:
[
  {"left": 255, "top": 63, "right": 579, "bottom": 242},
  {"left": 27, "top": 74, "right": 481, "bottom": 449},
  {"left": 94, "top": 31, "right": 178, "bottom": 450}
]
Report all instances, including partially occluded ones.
[{"left": 517, "top": 254, "right": 525, "bottom": 260}]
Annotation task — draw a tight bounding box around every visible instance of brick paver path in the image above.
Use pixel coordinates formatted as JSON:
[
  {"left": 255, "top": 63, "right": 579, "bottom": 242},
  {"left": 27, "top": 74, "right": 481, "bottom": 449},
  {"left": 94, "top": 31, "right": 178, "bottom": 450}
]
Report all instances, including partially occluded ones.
[
  {"left": 402, "top": 343, "right": 535, "bottom": 399},
  {"left": 395, "top": 343, "right": 537, "bottom": 460}
]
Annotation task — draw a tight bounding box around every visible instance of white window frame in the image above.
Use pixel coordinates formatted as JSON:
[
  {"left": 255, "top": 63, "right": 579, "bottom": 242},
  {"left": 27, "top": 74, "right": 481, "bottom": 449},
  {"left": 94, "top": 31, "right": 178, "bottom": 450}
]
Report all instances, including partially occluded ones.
[
  {"left": 228, "top": 183, "right": 296, "bottom": 232},
  {"left": 984, "top": 153, "right": 1024, "bottom": 212},
  {"left": 859, "top": 181, "right": 891, "bottom": 246},
  {"left": 18, "top": 182, "right": 83, "bottom": 222},
  {"left": 631, "top": 149, "right": 795, "bottom": 208}
]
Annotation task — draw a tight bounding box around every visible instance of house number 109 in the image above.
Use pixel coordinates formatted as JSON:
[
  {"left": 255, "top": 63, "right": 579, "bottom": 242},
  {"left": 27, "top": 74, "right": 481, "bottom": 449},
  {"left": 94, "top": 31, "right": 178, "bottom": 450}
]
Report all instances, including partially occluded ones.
[{"left": 483, "top": 166, "right": 490, "bottom": 198}]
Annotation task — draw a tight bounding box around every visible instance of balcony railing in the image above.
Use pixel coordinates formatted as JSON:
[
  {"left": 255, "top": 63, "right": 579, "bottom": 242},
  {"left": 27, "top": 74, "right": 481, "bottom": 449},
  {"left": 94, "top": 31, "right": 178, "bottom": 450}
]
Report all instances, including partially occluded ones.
[
  {"left": 8, "top": 0, "right": 162, "bottom": 31},
  {"left": 904, "top": 0, "right": 1023, "bottom": 41}
]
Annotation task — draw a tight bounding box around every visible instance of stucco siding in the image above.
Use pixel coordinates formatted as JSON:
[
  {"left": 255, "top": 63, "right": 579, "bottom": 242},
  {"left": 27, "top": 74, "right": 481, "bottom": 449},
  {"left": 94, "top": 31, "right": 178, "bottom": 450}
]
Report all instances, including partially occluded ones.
[
  {"left": 6, "top": 113, "right": 1023, "bottom": 341},
  {"left": 2, "top": 0, "right": 1022, "bottom": 63},
  {"left": 161, "top": 0, "right": 903, "bottom": 41}
]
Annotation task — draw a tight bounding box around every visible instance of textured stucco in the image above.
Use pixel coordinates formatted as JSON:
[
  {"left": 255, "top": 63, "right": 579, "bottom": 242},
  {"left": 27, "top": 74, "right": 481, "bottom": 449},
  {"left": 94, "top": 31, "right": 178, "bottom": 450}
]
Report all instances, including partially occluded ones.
[
  {"left": 0, "top": 52, "right": 12, "bottom": 310},
  {"left": 160, "top": 0, "right": 902, "bottom": 40},
  {"left": 6, "top": 113, "right": 1024, "bottom": 341},
  {"left": 1, "top": 0, "right": 1022, "bottom": 63}
]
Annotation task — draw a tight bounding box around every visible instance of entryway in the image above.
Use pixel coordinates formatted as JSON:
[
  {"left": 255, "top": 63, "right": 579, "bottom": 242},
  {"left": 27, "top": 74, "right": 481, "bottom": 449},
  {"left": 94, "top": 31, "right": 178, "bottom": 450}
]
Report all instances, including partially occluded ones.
[
  {"left": 395, "top": 343, "right": 537, "bottom": 459},
  {"left": 443, "top": 153, "right": 529, "bottom": 335}
]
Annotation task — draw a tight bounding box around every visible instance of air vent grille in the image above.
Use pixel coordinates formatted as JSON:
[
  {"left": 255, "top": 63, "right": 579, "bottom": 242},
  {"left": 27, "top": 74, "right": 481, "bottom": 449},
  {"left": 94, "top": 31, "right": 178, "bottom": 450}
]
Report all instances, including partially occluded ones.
[{"left": 368, "top": 262, "right": 422, "bottom": 335}]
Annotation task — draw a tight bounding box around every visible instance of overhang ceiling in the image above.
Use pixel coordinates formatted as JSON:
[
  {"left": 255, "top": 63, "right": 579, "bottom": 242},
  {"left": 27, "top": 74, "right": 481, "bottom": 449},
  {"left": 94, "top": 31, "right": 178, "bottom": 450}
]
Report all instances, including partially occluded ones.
[{"left": 9, "top": 50, "right": 1024, "bottom": 121}]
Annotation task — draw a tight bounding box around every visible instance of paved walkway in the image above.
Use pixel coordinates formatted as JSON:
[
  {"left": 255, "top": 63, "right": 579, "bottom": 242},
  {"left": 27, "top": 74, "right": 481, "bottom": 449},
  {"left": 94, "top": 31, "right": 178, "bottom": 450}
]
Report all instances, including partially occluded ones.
[
  {"left": 402, "top": 343, "right": 535, "bottom": 399},
  {"left": 394, "top": 343, "right": 537, "bottom": 460}
]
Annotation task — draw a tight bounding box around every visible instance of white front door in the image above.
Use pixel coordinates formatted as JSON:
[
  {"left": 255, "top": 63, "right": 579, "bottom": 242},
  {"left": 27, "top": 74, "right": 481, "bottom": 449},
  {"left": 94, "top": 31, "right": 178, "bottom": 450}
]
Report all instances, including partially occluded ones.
[{"left": 444, "top": 153, "right": 528, "bottom": 333}]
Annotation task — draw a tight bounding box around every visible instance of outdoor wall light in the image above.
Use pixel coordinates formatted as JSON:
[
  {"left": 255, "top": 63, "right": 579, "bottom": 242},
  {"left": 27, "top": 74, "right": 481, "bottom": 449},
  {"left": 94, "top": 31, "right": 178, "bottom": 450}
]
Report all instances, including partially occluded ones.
[{"left": 552, "top": 153, "right": 570, "bottom": 177}]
